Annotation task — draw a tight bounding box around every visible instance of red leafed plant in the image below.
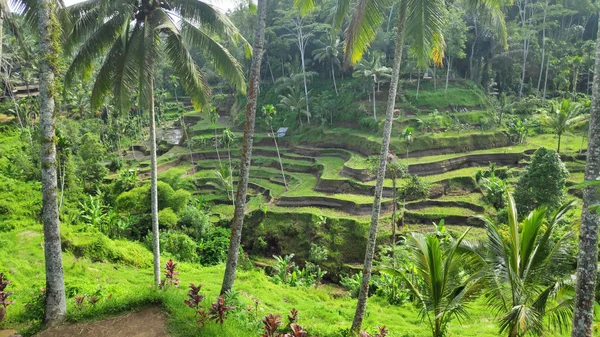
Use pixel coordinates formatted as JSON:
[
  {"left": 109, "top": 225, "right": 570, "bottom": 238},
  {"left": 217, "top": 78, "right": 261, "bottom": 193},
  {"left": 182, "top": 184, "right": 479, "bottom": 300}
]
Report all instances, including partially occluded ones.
[
  {"left": 160, "top": 259, "right": 180, "bottom": 288},
  {"left": 283, "top": 323, "right": 307, "bottom": 337},
  {"left": 287, "top": 308, "right": 298, "bottom": 324},
  {"left": 261, "top": 313, "right": 283, "bottom": 337},
  {"left": 184, "top": 283, "right": 205, "bottom": 310},
  {"left": 361, "top": 326, "right": 389, "bottom": 337},
  {"left": 74, "top": 295, "right": 87, "bottom": 308},
  {"left": 208, "top": 296, "right": 235, "bottom": 325},
  {"left": 0, "top": 273, "right": 14, "bottom": 323},
  {"left": 88, "top": 296, "right": 100, "bottom": 305}
]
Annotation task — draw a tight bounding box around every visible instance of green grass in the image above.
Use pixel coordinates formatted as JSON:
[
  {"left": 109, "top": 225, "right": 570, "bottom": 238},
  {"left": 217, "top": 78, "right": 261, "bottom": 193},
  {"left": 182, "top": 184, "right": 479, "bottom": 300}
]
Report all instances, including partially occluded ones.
[{"left": 0, "top": 226, "right": 576, "bottom": 337}]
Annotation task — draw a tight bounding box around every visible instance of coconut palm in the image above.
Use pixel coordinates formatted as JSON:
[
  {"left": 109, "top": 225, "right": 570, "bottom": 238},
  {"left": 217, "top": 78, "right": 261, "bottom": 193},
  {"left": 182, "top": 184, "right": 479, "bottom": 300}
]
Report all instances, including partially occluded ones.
[
  {"left": 338, "top": 0, "right": 507, "bottom": 331},
  {"left": 220, "top": 0, "right": 268, "bottom": 295},
  {"left": 64, "top": 0, "right": 248, "bottom": 286},
  {"left": 263, "top": 104, "right": 288, "bottom": 190},
  {"left": 471, "top": 194, "right": 575, "bottom": 337},
  {"left": 312, "top": 36, "right": 342, "bottom": 96},
  {"left": 37, "top": 0, "right": 68, "bottom": 325},
  {"left": 278, "top": 85, "right": 310, "bottom": 126},
  {"left": 210, "top": 107, "right": 222, "bottom": 166},
  {"left": 382, "top": 228, "right": 480, "bottom": 337},
  {"left": 222, "top": 128, "right": 236, "bottom": 203},
  {"left": 544, "top": 99, "right": 586, "bottom": 153},
  {"left": 571, "top": 15, "right": 600, "bottom": 336},
  {"left": 353, "top": 53, "right": 391, "bottom": 120}
]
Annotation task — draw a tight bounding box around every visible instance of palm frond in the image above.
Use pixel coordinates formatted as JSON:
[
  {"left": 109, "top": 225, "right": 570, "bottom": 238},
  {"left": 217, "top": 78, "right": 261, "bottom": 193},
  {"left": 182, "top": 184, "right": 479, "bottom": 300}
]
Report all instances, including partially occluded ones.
[
  {"left": 343, "top": 0, "right": 388, "bottom": 67},
  {"left": 294, "top": 0, "right": 316, "bottom": 15},
  {"left": 180, "top": 20, "right": 246, "bottom": 93},
  {"left": 405, "top": 0, "right": 445, "bottom": 69}
]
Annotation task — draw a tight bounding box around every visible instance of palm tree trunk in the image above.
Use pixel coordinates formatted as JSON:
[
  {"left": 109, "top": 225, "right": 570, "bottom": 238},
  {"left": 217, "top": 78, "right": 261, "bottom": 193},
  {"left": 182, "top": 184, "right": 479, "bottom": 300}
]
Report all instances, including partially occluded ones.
[
  {"left": 38, "top": 0, "right": 66, "bottom": 325},
  {"left": 571, "top": 16, "right": 600, "bottom": 336},
  {"left": 537, "top": 5, "right": 547, "bottom": 95},
  {"left": 271, "top": 125, "right": 288, "bottom": 190},
  {"left": 557, "top": 133, "right": 562, "bottom": 153},
  {"left": 543, "top": 53, "right": 550, "bottom": 102},
  {"left": 228, "top": 146, "right": 234, "bottom": 204},
  {"left": 391, "top": 179, "right": 397, "bottom": 245},
  {"left": 214, "top": 125, "right": 222, "bottom": 166},
  {"left": 149, "top": 76, "right": 161, "bottom": 287},
  {"left": 445, "top": 58, "right": 451, "bottom": 94},
  {"left": 416, "top": 70, "right": 421, "bottom": 100},
  {"left": 221, "top": 0, "right": 267, "bottom": 295},
  {"left": 351, "top": 3, "right": 407, "bottom": 332},
  {"left": 372, "top": 82, "right": 377, "bottom": 120},
  {"left": 332, "top": 63, "right": 339, "bottom": 96}
]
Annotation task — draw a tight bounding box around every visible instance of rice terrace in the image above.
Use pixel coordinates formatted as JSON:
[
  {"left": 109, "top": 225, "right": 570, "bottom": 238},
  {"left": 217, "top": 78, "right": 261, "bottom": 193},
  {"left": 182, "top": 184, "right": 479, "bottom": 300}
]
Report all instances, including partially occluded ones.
[{"left": 0, "top": 0, "right": 599, "bottom": 336}]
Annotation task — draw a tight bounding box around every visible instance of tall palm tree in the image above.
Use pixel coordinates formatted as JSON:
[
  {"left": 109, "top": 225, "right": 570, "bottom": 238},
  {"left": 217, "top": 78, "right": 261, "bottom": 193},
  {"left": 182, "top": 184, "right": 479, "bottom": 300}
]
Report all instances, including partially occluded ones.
[
  {"left": 571, "top": 14, "right": 600, "bottom": 337},
  {"left": 221, "top": 0, "right": 267, "bottom": 295},
  {"left": 278, "top": 85, "right": 310, "bottom": 126},
  {"left": 472, "top": 194, "right": 575, "bottom": 337},
  {"left": 65, "top": 0, "right": 248, "bottom": 286},
  {"left": 338, "top": 0, "right": 507, "bottom": 332},
  {"left": 312, "top": 36, "right": 342, "bottom": 96},
  {"left": 353, "top": 53, "right": 391, "bottom": 120},
  {"left": 37, "top": 0, "right": 67, "bottom": 325},
  {"left": 545, "top": 99, "right": 585, "bottom": 153},
  {"left": 222, "top": 128, "right": 236, "bottom": 203},
  {"left": 263, "top": 104, "right": 288, "bottom": 190},
  {"left": 382, "top": 228, "right": 480, "bottom": 337}
]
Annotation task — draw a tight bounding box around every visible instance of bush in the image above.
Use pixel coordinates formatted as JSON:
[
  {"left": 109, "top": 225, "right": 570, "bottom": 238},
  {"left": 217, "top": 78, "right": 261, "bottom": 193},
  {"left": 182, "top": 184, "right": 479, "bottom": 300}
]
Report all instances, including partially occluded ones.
[
  {"left": 158, "top": 208, "right": 179, "bottom": 229},
  {"left": 178, "top": 206, "right": 212, "bottom": 239},
  {"left": 514, "top": 147, "right": 569, "bottom": 215},
  {"left": 161, "top": 231, "right": 198, "bottom": 263},
  {"left": 198, "top": 227, "right": 230, "bottom": 266}
]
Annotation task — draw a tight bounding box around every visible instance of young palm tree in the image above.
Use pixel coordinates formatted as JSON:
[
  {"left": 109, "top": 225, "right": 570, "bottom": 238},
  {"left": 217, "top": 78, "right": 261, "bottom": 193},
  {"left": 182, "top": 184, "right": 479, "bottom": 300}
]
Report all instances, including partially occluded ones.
[
  {"left": 221, "top": 0, "right": 268, "bottom": 295},
  {"left": 545, "top": 99, "right": 586, "bottom": 153},
  {"left": 386, "top": 159, "right": 406, "bottom": 245},
  {"left": 401, "top": 126, "right": 414, "bottom": 163},
  {"left": 382, "top": 229, "right": 480, "bottom": 337},
  {"left": 221, "top": 128, "right": 236, "bottom": 203},
  {"left": 278, "top": 85, "right": 310, "bottom": 126},
  {"left": 263, "top": 104, "right": 288, "bottom": 190},
  {"left": 472, "top": 194, "right": 575, "bottom": 337},
  {"left": 352, "top": 53, "right": 391, "bottom": 120},
  {"left": 571, "top": 14, "right": 600, "bottom": 337},
  {"left": 312, "top": 36, "right": 342, "bottom": 96},
  {"left": 64, "top": 0, "right": 248, "bottom": 286}
]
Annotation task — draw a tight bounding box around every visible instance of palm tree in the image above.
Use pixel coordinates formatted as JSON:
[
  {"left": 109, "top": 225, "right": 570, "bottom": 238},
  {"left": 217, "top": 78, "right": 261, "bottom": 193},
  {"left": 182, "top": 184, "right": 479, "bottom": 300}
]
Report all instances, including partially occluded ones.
[
  {"left": 353, "top": 53, "right": 391, "bottom": 120},
  {"left": 210, "top": 107, "right": 223, "bottom": 166},
  {"left": 382, "top": 228, "right": 480, "bottom": 337},
  {"left": 278, "top": 85, "right": 310, "bottom": 126},
  {"left": 472, "top": 194, "right": 575, "bottom": 337},
  {"left": 401, "top": 126, "right": 414, "bottom": 163},
  {"left": 386, "top": 159, "right": 407, "bottom": 245},
  {"left": 338, "top": 0, "right": 507, "bottom": 331},
  {"left": 571, "top": 15, "right": 600, "bottom": 337},
  {"left": 65, "top": 0, "right": 247, "bottom": 286},
  {"left": 312, "top": 36, "right": 342, "bottom": 96},
  {"left": 38, "top": 0, "right": 67, "bottom": 325},
  {"left": 545, "top": 99, "right": 586, "bottom": 153},
  {"left": 221, "top": 0, "right": 267, "bottom": 295},
  {"left": 222, "top": 128, "right": 236, "bottom": 203},
  {"left": 263, "top": 104, "right": 288, "bottom": 190}
]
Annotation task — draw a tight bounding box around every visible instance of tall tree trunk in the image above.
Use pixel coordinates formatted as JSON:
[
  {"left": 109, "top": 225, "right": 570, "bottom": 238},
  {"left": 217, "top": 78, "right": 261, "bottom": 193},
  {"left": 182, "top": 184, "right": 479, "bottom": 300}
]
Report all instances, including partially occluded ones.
[
  {"left": 519, "top": 38, "right": 528, "bottom": 98},
  {"left": 445, "top": 58, "right": 451, "bottom": 94},
  {"left": 391, "top": 178, "right": 397, "bottom": 245},
  {"left": 214, "top": 124, "right": 222, "bottom": 166},
  {"left": 149, "top": 77, "right": 161, "bottom": 287},
  {"left": 228, "top": 146, "right": 235, "bottom": 204},
  {"left": 271, "top": 125, "right": 288, "bottom": 190},
  {"left": 221, "top": 0, "right": 267, "bottom": 295},
  {"left": 543, "top": 53, "right": 550, "bottom": 101},
  {"left": 469, "top": 15, "right": 478, "bottom": 81},
  {"left": 332, "top": 63, "right": 339, "bottom": 96},
  {"left": 38, "top": 0, "right": 66, "bottom": 325},
  {"left": 537, "top": 5, "right": 547, "bottom": 95},
  {"left": 300, "top": 38, "right": 310, "bottom": 124},
  {"left": 372, "top": 81, "right": 377, "bottom": 120},
  {"left": 557, "top": 133, "right": 562, "bottom": 153},
  {"left": 416, "top": 71, "right": 421, "bottom": 100},
  {"left": 571, "top": 17, "right": 600, "bottom": 336},
  {"left": 351, "top": 4, "right": 406, "bottom": 332}
]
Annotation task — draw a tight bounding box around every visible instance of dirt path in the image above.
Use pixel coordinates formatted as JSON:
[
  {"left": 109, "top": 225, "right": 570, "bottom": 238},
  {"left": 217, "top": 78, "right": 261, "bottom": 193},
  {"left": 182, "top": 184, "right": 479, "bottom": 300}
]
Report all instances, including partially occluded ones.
[{"left": 35, "top": 306, "right": 169, "bottom": 337}]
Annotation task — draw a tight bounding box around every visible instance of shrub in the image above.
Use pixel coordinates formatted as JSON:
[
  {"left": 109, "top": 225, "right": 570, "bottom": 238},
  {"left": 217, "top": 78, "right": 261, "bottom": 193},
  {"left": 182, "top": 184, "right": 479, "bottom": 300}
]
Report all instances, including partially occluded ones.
[
  {"left": 514, "top": 147, "right": 569, "bottom": 215},
  {"left": 0, "top": 273, "right": 13, "bottom": 323},
  {"left": 198, "top": 227, "right": 230, "bottom": 266},
  {"left": 161, "top": 231, "right": 198, "bottom": 263},
  {"left": 158, "top": 208, "right": 179, "bottom": 229},
  {"left": 178, "top": 206, "right": 211, "bottom": 239}
]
